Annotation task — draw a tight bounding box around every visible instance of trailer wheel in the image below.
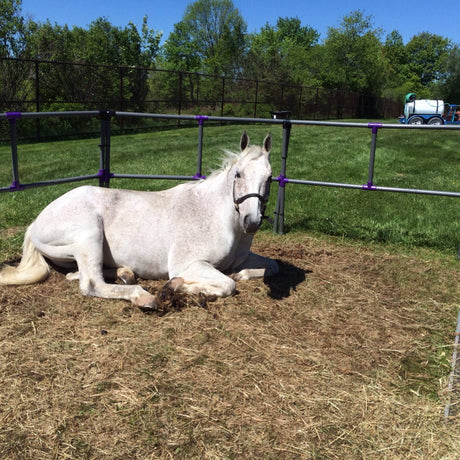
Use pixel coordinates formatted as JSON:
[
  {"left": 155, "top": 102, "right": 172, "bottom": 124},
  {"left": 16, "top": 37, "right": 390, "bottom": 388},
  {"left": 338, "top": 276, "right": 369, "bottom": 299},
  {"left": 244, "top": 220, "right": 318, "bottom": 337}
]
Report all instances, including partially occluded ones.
[
  {"left": 408, "top": 116, "right": 424, "bottom": 125},
  {"left": 427, "top": 117, "right": 443, "bottom": 125}
]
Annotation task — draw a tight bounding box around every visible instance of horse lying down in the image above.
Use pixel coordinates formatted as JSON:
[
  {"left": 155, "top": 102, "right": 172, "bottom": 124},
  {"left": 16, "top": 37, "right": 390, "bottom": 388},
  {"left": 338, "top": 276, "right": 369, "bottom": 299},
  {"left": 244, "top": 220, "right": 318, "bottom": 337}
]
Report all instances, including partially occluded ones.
[{"left": 0, "top": 131, "right": 279, "bottom": 309}]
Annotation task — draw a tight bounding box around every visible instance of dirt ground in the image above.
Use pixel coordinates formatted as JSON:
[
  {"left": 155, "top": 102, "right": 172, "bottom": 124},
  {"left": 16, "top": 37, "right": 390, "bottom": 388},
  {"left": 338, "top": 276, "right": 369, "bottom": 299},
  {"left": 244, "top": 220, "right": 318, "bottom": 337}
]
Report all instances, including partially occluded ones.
[{"left": 0, "top": 233, "right": 459, "bottom": 459}]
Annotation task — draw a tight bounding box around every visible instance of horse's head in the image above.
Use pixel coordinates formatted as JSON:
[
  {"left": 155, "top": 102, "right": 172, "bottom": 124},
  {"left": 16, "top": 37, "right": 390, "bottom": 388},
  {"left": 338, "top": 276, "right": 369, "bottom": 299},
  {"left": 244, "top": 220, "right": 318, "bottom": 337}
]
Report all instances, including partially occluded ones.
[{"left": 232, "top": 131, "right": 272, "bottom": 234}]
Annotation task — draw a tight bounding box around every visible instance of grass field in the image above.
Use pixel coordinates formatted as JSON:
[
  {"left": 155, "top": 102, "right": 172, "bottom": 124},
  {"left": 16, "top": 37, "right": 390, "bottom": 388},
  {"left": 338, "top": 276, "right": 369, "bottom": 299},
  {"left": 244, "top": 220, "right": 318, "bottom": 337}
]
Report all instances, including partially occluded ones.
[{"left": 0, "top": 120, "right": 459, "bottom": 458}]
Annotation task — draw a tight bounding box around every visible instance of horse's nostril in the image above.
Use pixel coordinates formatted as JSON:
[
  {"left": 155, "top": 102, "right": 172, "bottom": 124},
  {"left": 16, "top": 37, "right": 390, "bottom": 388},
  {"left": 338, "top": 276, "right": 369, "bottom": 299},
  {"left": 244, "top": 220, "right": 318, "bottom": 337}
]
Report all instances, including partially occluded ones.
[{"left": 243, "top": 214, "right": 261, "bottom": 234}]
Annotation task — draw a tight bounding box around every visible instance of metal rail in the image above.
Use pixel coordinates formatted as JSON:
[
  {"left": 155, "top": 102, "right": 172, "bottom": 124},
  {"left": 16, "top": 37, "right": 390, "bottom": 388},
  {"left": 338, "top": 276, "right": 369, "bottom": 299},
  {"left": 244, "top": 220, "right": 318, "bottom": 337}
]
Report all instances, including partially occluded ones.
[{"left": 1, "top": 111, "right": 459, "bottom": 232}]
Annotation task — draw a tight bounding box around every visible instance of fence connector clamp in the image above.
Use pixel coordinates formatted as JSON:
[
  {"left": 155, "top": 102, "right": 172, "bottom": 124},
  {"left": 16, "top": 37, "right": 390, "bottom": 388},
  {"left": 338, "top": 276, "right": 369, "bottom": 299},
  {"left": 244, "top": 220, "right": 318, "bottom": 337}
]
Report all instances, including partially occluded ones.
[
  {"left": 275, "top": 174, "right": 289, "bottom": 187},
  {"left": 97, "top": 169, "right": 114, "bottom": 183},
  {"left": 362, "top": 181, "right": 377, "bottom": 190},
  {"left": 193, "top": 173, "right": 206, "bottom": 180},
  {"left": 6, "top": 112, "right": 22, "bottom": 123},
  {"left": 9, "top": 180, "right": 24, "bottom": 191},
  {"left": 99, "top": 110, "right": 116, "bottom": 120},
  {"left": 195, "top": 115, "right": 209, "bottom": 126},
  {"left": 368, "top": 122, "right": 383, "bottom": 134}
]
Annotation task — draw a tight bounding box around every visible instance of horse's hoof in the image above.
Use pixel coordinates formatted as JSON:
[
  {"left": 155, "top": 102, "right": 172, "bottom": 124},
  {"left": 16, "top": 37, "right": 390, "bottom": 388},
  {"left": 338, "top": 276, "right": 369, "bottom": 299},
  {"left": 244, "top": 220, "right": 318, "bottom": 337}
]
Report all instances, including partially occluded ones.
[
  {"left": 117, "top": 267, "right": 136, "bottom": 285},
  {"left": 165, "top": 277, "right": 184, "bottom": 291},
  {"left": 135, "top": 293, "right": 159, "bottom": 311},
  {"left": 137, "top": 299, "right": 160, "bottom": 312},
  {"left": 66, "top": 271, "right": 79, "bottom": 281}
]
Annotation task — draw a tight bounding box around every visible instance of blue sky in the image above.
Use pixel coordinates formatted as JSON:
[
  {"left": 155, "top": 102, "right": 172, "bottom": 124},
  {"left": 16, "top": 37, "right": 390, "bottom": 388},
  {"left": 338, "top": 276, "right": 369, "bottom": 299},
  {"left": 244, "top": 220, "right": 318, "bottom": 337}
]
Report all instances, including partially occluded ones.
[{"left": 20, "top": 0, "right": 460, "bottom": 45}]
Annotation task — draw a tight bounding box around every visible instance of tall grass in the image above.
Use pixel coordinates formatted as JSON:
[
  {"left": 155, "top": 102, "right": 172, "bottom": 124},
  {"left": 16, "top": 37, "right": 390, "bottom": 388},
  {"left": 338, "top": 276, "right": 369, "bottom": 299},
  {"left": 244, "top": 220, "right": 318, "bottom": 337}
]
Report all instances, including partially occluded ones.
[{"left": 0, "top": 122, "right": 459, "bottom": 256}]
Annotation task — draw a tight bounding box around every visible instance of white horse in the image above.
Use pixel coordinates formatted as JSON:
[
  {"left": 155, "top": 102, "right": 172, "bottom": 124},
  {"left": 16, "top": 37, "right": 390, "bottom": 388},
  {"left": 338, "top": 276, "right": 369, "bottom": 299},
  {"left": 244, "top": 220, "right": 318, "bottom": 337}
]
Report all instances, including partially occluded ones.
[{"left": 0, "top": 131, "right": 278, "bottom": 309}]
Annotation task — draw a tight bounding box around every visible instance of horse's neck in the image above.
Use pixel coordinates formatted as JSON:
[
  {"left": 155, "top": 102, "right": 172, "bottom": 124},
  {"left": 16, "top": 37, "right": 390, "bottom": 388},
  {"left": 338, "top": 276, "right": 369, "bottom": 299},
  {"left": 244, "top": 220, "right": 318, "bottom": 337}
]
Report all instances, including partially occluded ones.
[
  {"left": 199, "top": 168, "right": 239, "bottom": 225},
  {"left": 202, "top": 167, "right": 234, "bottom": 202}
]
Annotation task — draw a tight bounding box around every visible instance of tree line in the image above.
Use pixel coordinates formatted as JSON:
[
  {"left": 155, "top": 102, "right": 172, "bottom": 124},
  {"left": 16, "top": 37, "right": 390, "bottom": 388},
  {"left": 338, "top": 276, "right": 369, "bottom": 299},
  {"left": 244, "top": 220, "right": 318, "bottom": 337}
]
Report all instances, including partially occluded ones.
[{"left": 1, "top": 0, "right": 459, "bottom": 107}]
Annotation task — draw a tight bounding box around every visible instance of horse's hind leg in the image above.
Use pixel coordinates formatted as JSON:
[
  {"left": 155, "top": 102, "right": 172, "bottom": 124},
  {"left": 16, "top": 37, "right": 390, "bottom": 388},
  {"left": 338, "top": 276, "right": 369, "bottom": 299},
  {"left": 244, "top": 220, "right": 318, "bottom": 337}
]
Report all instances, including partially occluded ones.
[
  {"left": 66, "top": 267, "right": 136, "bottom": 284},
  {"left": 70, "top": 227, "right": 156, "bottom": 308}
]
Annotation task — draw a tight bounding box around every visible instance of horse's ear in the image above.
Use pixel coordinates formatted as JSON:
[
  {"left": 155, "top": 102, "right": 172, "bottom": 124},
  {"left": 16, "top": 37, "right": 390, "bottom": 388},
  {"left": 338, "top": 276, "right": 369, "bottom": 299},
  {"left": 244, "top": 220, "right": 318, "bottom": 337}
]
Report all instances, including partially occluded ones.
[
  {"left": 240, "top": 131, "right": 249, "bottom": 151},
  {"left": 263, "top": 133, "right": 272, "bottom": 153}
]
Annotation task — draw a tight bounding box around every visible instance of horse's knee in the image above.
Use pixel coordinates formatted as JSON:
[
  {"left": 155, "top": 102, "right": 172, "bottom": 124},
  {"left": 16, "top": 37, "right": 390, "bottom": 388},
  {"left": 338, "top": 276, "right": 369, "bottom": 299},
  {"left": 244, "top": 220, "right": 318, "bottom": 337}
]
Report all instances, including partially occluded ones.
[
  {"left": 202, "top": 276, "right": 235, "bottom": 297},
  {"left": 173, "top": 276, "right": 235, "bottom": 297},
  {"left": 79, "top": 277, "right": 97, "bottom": 296},
  {"left": 220, "top": 277, "right": 236, "bottom": 296}
]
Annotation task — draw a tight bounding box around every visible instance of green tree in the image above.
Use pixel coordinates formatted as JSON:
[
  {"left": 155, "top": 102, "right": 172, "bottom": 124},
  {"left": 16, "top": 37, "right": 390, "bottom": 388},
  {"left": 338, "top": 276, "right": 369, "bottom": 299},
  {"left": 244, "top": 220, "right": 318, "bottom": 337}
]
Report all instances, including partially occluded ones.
[
  {"left": 0, "top": 0, "right": 29, "bottom": 112},
  {"left": 24, "top": 16, "right": 161, "bottom": 66},
  {"left": 24, "top": 20, "right": 74, "bottom": 61},
  {"left": 162, "top": 0, "right": 247, "bottom": 76},
  {"left": 383, "top": 30, "right": 407, "bottom": 84},
  {"left": 159, "top": 21, "right": 203, "bottom": 105},
  {"left": 22, "top": 17, "right": 162, "bottom": 111},
  {"left": 434, "top": 45, "right": 460, "bottom": 102},
  {"left": 0, "top": 0, "right": 25, "bottom": 57},
  {"left": 382, "top": 30, "right": 414, "bottom": 100},
  {"left": 405, "top": 32, "right": 451, "bottom": 88},
  {"left": 161, "top": 21, "right": 201, "bottom": 73},
  {"left": 244, "top": 17, "right": 319, "bottom": 84},
  {"left": 320, "top": 10, "right": 387, "bottom": 96}
]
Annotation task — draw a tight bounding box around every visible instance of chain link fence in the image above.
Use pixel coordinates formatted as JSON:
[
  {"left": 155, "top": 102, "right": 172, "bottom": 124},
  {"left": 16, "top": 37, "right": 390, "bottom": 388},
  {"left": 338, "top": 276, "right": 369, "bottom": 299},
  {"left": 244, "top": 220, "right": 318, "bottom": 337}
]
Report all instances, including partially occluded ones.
[{"left": 0, "top": 57, "right": 401, "bottom": 141}]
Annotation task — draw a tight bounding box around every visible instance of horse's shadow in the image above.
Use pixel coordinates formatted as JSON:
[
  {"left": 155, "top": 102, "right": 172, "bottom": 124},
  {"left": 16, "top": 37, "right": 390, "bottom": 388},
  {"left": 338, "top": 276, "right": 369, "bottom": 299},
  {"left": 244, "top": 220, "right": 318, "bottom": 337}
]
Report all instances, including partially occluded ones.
[{"left": 263, "top": 259, "right": 310, "bottom": 300}]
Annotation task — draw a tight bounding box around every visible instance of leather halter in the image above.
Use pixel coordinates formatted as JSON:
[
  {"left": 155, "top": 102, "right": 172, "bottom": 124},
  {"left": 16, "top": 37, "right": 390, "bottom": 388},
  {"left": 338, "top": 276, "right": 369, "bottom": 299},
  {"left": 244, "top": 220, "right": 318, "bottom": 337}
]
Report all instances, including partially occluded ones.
[{"left": 233, "top": 179, "right": 271, "bottom": 215}]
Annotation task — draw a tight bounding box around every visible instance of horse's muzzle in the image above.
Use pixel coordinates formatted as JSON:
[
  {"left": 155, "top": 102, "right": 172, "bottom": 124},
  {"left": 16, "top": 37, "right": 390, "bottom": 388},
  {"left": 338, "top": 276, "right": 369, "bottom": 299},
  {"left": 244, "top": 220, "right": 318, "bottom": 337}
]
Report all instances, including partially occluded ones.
[{"left": 243, "top": 214, "right": 262, "bottom": 234}]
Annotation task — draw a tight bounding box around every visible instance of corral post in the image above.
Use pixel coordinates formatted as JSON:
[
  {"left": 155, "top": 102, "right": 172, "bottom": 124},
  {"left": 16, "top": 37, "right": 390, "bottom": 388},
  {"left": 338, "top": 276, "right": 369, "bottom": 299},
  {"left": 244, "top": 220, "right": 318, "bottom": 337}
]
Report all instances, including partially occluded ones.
[
  {"left": 363, "top": 123, "right": 382, "bottom": 190},
  {"left": 98, "top": 111, "right": 114, "bottom": 188},
  {"left": 194, "top": 115, "right": 208, "bottom": 180},
  {"left": 273, "top": 120, "right": 291, "bottom": 234},
  {"left": 6, "top": 112, "right": 23, "bottom": 191}
]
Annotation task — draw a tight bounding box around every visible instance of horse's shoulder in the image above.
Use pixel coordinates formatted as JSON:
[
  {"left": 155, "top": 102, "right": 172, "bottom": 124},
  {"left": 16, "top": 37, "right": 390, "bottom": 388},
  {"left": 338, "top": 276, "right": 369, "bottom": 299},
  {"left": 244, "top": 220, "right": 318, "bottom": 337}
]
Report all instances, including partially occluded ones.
[{"left": 66, "top": 185, "right": 101, "bottom": 198}]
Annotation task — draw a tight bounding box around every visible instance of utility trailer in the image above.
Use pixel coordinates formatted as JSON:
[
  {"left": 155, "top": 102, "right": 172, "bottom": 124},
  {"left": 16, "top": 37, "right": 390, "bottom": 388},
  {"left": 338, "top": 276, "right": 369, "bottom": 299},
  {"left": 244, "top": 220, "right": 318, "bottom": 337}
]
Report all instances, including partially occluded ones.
[{"left": 398, "top": 93, "right": 460, "bottom": 125}]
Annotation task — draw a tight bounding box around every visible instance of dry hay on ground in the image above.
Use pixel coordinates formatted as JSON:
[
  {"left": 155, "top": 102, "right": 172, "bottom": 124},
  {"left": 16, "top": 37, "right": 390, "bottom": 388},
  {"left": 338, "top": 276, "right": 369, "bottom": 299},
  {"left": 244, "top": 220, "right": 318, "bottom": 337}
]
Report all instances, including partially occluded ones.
[{"left": 0, "top": 233, "right": 459, "bottom": 459}]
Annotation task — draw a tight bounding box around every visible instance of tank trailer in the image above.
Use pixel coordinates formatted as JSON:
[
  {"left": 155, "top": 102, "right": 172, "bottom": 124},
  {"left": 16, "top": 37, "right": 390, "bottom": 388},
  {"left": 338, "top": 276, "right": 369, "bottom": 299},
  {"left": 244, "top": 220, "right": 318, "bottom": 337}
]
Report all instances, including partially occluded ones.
[{"left": 399, "top": 93, "right": 460, "bottom": 125}]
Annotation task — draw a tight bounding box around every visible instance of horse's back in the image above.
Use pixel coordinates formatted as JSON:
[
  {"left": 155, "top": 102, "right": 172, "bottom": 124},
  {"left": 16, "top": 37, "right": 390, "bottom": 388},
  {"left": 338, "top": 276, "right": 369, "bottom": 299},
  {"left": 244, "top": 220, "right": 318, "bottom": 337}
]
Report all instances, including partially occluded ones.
[
  {"left": 34, "top": 185, "right": 166, "bottom": 227},
  {"left": 31, "top": 185, "right": 174, "bottom": 277},
  {"left": 32, "top": 186, "right": 121, "bottom": 238}
]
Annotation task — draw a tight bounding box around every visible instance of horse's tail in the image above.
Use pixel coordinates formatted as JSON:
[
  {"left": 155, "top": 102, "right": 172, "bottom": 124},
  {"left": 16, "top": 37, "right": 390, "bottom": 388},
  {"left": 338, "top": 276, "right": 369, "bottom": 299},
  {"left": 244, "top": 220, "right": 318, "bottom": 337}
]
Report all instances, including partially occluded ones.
[{"left": 0, "top": 225, "right": 50, "bottom": 285}]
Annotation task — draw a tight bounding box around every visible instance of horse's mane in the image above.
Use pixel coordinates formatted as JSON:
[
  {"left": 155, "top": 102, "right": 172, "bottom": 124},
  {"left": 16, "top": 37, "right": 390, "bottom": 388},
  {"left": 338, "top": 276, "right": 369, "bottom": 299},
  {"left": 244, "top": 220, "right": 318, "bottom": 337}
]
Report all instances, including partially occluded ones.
[{"left": 207, "top": 145, "right": 266, "bottom": 179}]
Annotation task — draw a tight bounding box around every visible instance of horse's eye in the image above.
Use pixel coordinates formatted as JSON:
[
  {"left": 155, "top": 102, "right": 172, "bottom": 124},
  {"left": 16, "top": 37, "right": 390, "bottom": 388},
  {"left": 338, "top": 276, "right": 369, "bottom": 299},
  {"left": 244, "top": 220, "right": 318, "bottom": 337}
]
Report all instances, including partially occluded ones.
[{"left": 235, "top": 171, "right": 241, "bottom": 179}]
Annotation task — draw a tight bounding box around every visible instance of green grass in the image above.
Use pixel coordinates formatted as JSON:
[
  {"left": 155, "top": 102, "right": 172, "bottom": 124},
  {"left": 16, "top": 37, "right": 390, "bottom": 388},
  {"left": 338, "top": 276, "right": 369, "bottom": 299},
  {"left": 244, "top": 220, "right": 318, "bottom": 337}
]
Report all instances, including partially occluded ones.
[
  {"left": 281, "top": 124, "right": 459, "bottom": 252},
  {"left": 1, "top": 122, "right": 459, "bottom": 258}
]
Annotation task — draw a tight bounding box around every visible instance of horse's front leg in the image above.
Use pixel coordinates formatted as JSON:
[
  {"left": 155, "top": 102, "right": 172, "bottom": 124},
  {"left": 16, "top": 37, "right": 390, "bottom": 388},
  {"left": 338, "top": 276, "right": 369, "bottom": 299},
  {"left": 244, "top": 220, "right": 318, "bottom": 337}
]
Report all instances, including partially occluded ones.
[
  {"left": 169, "top": 260, "right": 236, "bottom": 297},
  {"left": 230, "top": 251, "right": 279, "bottom": 281}
]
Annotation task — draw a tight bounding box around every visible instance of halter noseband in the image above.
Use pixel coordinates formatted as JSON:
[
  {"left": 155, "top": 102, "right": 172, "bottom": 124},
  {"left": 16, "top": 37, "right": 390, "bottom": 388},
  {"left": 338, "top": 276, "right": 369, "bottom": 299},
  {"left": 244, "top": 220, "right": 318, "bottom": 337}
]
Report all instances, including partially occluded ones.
[
  {"left": 233, "top": 178, "right": 271, "bottom": 215},
  {"left": 234, "top": 192, "right": 268, "bottom": 209}
]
